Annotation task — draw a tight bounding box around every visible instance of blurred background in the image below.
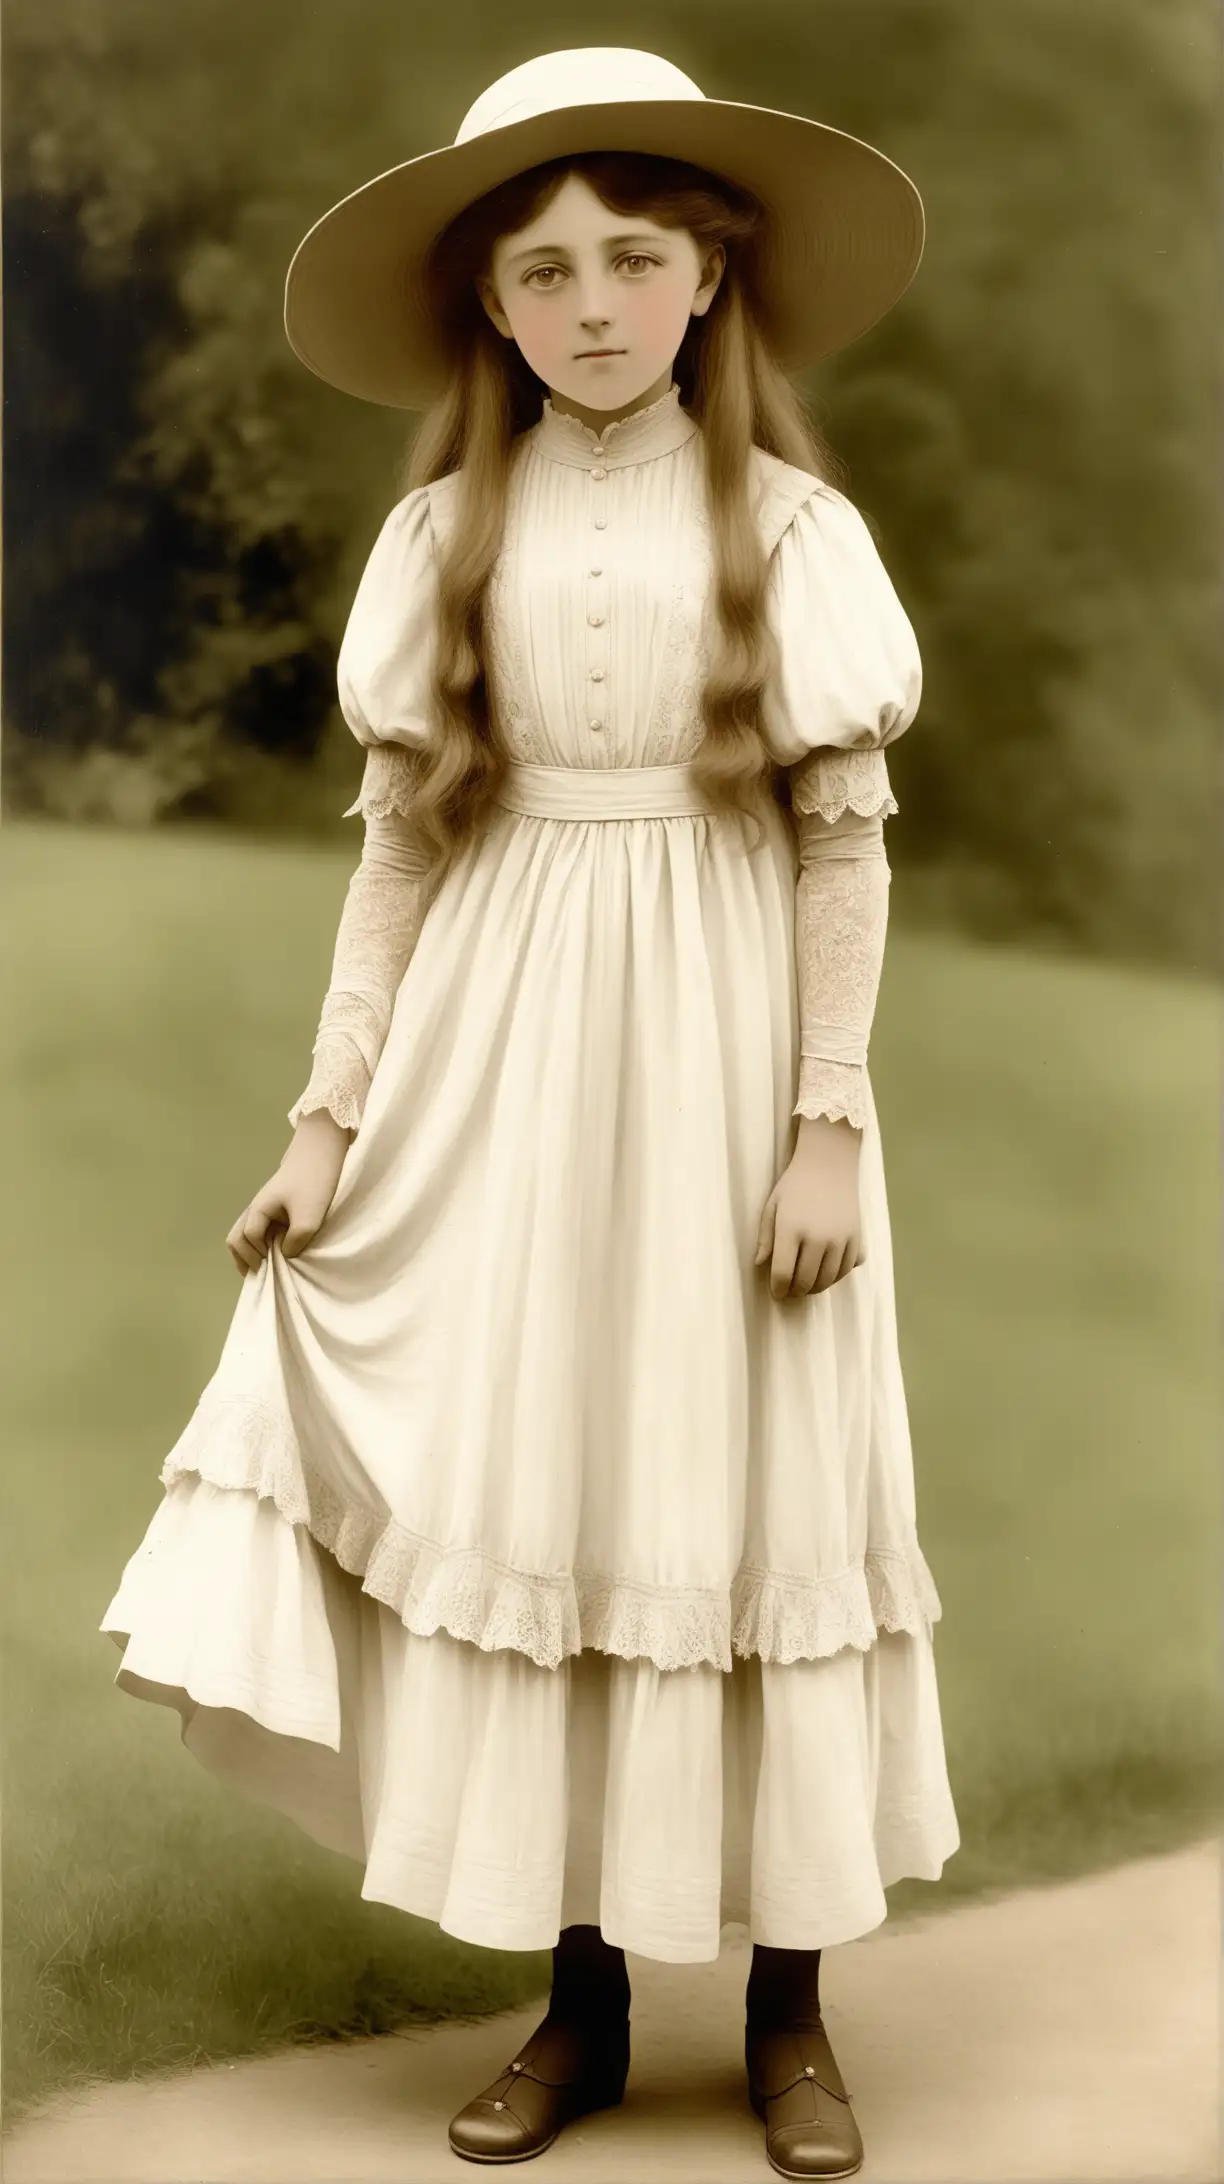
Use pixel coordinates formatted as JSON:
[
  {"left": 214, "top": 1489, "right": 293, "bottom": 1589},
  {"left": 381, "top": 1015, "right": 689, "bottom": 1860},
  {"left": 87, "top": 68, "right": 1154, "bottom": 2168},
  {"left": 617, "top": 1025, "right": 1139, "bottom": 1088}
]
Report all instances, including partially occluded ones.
[{"left": 2, "top": 0, "right": 1220, "bottom": 2134}]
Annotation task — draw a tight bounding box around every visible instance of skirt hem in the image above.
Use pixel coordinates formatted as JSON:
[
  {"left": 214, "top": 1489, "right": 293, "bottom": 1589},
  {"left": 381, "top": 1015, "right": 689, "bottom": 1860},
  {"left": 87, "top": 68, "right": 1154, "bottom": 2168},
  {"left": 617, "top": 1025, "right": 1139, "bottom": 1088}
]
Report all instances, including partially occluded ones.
[{"left": 101, "top": 1479, "right": 962, "bottom": 1963}]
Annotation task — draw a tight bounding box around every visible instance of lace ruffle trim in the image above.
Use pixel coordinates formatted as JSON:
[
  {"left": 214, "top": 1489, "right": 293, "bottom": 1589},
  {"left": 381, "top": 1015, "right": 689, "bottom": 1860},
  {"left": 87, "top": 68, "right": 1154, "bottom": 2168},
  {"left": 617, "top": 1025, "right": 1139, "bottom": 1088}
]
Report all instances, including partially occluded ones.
[
  {"left": 345, "top": 789, "right": 420, "bottom": 822},
  {"left": 160, "top": 1388, "right": 942, "bottom": 1674},
  {"left": 793, "top": 1060, "right": 872, "bottom": 1131},
  {"left": 342, "top": 740, "right": 427, "bottom": 823},
  {"left": 789, "top": 745, "right": 899, "bottom": 825},
  {"left": 287, "top": 1079, "right": 366, "bottom": 1134}
]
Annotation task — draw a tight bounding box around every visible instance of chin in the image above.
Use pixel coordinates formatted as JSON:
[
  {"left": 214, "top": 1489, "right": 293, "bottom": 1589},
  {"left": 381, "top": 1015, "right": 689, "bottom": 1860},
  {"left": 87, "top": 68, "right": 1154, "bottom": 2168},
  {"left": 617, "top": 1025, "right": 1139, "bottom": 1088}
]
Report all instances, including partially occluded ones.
[{"left": 553, "top": 364, "right": 659, "bottom": 411}]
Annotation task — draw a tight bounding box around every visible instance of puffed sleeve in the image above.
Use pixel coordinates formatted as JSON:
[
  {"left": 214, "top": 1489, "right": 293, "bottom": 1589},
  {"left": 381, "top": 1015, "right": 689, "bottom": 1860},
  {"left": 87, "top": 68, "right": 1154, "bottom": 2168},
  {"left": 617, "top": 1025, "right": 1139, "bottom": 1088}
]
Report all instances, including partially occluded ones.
[
  {"left": 338, "top": 486, "right": 439, "bottom": 753},
  {"left": 761, "top": 484, "right": 922, "bottom": 824},
  {"left": 286, "top": 489, "right": 441, "bottom": 1135}
]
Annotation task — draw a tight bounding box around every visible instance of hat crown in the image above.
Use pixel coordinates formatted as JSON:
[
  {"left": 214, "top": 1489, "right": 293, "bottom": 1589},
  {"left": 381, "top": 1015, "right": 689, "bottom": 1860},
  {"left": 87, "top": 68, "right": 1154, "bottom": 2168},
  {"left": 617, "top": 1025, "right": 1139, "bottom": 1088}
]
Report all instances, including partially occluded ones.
[{"left": 454, "top": 48, "right": 706, "bottom": 147}]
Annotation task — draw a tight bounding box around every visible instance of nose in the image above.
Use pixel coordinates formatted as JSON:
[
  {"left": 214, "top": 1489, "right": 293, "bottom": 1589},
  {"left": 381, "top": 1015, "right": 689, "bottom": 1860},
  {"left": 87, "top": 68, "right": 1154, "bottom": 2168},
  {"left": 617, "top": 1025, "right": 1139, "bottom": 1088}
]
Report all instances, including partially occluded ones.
[{"left": 574, "top": 271, "right": 615, "bottom": 332}]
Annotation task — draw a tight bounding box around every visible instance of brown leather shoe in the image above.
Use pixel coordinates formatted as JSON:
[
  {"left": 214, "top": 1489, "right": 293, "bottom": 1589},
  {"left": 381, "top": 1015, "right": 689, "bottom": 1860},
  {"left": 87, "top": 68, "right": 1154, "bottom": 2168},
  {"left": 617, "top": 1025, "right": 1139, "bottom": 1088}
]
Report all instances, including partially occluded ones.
[
  {"left": 448, "top": 2009, "right": 630, "bottom": 2164},
  {"left": 746, "top": 2017, "right": 864, "bottom": 2180}
]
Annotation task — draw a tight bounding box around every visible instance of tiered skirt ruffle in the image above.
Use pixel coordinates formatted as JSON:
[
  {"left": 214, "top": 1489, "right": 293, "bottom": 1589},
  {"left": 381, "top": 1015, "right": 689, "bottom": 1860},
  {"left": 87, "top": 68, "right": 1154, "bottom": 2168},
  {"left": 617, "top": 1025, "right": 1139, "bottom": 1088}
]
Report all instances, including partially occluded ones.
[{"left": 103, "top": 1475, "right": 959, "bottom": 1962}]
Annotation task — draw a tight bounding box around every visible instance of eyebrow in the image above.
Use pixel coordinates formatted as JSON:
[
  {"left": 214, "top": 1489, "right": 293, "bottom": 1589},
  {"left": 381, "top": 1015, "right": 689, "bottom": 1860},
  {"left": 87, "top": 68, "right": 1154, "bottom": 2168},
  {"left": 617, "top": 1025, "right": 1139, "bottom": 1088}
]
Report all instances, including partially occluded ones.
[{"left": 503, "top": 232, "right": 669, "bottom": 267}]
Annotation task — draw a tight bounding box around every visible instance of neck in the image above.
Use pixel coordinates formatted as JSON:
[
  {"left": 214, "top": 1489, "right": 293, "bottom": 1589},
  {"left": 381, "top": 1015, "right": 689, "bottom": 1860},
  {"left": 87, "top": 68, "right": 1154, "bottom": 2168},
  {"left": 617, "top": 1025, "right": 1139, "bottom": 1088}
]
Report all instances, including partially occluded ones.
[
  {"left": 545, "top": 366, "right": 676, "bottom": 438},
  {"left": 532, "top": 381, "right": 695, "bottom": 469}
]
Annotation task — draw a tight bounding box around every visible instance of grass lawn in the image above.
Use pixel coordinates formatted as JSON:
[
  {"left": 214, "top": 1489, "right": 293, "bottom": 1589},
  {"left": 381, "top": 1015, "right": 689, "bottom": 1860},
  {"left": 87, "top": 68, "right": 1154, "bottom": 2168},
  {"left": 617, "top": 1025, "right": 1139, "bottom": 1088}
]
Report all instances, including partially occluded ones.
[{"left": 1, "top": 818, "right": 1219, "bottom": 2126}]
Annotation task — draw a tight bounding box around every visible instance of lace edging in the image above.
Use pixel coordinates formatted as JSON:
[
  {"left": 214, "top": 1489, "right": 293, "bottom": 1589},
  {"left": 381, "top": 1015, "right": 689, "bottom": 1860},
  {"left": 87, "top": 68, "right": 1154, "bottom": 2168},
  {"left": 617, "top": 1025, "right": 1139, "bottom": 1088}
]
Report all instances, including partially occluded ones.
[
  {"left": 342, "top": 742, "right": 425, "bottom": 822},
  {"left": 790, "top": 746, "right": 899, "bottom": 826},
  {"left": 793, "top": 1064, "right": 872, "bottom": 1131},
  {"left": 159, "top": 1388, "right": 942, "bottom": 1674},
  {"left": 346, "top": 791, "right": 418, "bottom": 822},
  {"left": 801, "top": 784, "right": 900, "bottom": 824},
  {"left": 793, "top": 1099, "right": 871, "bottom": 1129},
  {"left": 287, "top": 1035, "right": 370, "bottom": 1133},
  {"left": 287, "top": 1085, "right": 364, "bottom": 1132}
]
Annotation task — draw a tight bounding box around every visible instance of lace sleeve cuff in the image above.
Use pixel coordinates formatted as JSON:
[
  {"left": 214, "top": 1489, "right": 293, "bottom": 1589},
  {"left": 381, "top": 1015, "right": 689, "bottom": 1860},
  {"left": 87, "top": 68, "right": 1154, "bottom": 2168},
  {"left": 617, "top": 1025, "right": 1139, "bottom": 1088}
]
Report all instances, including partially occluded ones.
[
  {"left": 342, "top": 740, "right": 427, "bottom": 822},
  {"left": 288, "top": 1034, "right": 375, "bottom": 1135},
  {"left": 789, "top": 744, "right": 899, "bottom": 825},
  {"left": 791, "top": 807, "right": 891, "bottom": 1130}
]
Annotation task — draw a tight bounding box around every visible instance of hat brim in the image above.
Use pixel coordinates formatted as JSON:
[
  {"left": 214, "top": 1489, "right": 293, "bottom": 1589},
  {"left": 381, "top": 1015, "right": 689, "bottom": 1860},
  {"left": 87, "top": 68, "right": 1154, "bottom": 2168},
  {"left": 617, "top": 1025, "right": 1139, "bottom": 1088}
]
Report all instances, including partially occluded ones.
[{"left": 284, "top": 97, "right": 924, "bottom": 409}]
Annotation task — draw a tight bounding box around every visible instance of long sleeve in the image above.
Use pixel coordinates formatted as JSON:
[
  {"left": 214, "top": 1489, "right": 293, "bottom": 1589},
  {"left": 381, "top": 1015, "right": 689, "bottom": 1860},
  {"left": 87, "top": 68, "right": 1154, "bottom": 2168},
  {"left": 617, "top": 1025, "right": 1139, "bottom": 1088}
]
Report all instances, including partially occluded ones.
[
  {"left": 757, "top": 481, "right": 920, "bottom": 1128},
  {"left": 792, "top": 805, "right": 891, "bottom": 1128},
  {"left": 287, "top": 753, "right": 435, "bottom": 1133},
  {"left": 286, "top": 486, "right": 444, "bottom": 1132}
]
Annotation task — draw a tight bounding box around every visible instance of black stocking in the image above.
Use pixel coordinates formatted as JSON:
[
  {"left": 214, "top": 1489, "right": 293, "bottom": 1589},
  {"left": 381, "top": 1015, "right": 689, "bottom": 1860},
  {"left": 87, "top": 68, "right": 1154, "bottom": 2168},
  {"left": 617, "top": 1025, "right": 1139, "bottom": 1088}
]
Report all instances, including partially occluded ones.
[
  {"left": 548, "top": 1922, "right": 631, "bottom": 2026},
  {"left": 745, "top": 1943, "right": 823, "bottom": 2032}
]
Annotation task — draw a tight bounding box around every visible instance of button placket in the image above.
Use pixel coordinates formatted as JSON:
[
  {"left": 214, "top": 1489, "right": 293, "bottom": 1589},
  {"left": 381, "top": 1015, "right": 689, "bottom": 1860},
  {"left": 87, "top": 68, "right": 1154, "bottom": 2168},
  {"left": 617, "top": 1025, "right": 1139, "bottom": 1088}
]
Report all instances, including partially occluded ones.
[
  {"left": 586, "top": 460, "right": 610, "bottom": 736},
  {"left": 589, "top": 449, "right": 609, "bottom": 534}
]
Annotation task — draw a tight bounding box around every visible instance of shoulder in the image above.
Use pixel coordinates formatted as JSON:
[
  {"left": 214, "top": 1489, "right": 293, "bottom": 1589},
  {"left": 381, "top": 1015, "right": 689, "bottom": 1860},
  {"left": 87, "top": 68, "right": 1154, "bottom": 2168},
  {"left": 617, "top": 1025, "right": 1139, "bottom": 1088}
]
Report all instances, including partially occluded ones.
[
  {"left": 747, "top": 446, "right": 862, "bottom": 562},
  {"left": 366, "top": 475, "right": 458, "bottom": 559},
  {"left": 752, "top": 459, "right": 903, "bottom": 604},
  {"left": 419, "top": 469, "right": 463, "bottom": 544},
  {"left": 363, "top": 467, "right": 470, "bottom": 552},
  {"left": 345, "top": 478, "right": 463, "bottom": 618}
]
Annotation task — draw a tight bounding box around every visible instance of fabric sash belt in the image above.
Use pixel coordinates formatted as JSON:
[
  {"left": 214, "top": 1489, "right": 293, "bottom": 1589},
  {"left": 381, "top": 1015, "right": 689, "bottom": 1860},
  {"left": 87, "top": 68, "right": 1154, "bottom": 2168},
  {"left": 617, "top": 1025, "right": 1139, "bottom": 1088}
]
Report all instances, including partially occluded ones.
[{"left": 493, "top": 760, "right": 722, "bottom": 821}]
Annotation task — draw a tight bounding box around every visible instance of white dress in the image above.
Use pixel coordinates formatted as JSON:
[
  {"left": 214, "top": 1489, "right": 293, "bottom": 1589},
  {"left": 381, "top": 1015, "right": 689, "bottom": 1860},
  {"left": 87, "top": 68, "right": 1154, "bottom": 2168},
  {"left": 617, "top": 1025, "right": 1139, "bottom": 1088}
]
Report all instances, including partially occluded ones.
[{"left": 102, "top": 383, "right": 960, "bottom": 1964}]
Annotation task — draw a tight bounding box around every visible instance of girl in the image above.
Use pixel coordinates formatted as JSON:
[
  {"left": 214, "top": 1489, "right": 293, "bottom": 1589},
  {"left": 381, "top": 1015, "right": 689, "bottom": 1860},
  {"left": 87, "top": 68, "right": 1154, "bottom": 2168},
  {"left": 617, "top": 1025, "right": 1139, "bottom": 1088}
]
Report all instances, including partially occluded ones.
[{"left": 102, "top": 47, "right": 960, "bottom": 2180}]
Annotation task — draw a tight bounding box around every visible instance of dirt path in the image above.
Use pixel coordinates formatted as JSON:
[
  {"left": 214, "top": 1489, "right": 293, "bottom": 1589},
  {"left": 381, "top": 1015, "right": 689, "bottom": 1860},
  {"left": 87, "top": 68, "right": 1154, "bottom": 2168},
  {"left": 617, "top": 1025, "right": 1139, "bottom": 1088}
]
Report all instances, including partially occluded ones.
[{"left": 5, "top": 1836, "right": 1218, "bottom": 2184}]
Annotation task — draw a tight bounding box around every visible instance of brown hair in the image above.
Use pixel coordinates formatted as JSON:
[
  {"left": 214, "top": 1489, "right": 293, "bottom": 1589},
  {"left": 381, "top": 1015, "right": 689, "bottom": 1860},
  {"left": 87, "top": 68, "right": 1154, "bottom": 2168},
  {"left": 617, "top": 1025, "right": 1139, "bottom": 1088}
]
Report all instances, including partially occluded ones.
[{"left": 399, "top": 151, "right": 847, "bottom": 880}]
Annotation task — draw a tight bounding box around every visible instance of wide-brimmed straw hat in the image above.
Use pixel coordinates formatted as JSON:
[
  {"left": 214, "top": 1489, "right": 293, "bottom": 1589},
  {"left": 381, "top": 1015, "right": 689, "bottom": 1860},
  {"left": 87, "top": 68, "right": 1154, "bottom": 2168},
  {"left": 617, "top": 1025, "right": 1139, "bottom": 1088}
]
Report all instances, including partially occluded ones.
[{"left": 284, "top": 46, "right": 924, "bottom": 410}]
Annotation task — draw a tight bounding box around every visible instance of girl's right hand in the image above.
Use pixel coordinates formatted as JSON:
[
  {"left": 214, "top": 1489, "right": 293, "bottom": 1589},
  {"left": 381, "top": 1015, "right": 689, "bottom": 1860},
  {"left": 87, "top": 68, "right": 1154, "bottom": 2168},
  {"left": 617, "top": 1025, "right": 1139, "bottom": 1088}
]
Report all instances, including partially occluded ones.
[{"left": 226, "top": 1108, "right": 353, "bottom": 1275}]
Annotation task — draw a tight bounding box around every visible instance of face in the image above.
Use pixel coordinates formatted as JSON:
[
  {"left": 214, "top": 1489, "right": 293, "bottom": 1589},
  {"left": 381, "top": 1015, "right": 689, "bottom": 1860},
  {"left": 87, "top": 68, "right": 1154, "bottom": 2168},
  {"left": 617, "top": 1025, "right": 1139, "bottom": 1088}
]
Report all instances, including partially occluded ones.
[{"left": 477, "top": 171, "right": 724, "bottom": 429}]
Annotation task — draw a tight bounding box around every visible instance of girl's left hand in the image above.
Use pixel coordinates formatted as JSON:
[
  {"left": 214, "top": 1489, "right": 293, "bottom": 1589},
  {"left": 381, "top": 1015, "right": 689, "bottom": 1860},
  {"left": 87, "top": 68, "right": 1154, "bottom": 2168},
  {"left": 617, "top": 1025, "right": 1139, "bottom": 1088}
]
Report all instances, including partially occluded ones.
[{"left": 755, "top": 1115, "right": 866, "bottom": 1301}]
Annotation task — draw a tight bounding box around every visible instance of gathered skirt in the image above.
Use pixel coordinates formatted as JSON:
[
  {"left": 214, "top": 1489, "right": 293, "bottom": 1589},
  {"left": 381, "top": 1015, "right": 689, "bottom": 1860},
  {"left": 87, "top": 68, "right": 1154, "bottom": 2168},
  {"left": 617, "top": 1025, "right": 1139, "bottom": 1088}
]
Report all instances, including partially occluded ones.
[{"left": 102, "top": 763, "right": 960, "bottom": 1960}]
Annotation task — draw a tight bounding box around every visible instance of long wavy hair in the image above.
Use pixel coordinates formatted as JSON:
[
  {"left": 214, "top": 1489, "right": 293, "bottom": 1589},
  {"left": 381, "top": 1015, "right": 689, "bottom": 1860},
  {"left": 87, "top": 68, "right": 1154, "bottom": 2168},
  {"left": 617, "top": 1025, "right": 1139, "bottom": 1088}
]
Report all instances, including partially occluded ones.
[{"left": 398, "top": 151, "right": 847, "bottom": 880}]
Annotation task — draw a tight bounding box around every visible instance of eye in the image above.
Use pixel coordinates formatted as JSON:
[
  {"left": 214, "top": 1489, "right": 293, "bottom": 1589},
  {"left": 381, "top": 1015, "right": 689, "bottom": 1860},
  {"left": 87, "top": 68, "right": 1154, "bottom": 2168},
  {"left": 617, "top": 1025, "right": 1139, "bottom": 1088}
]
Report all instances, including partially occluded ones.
[{"left": 520, "top": 253, "right": 661, "bottom": 290}]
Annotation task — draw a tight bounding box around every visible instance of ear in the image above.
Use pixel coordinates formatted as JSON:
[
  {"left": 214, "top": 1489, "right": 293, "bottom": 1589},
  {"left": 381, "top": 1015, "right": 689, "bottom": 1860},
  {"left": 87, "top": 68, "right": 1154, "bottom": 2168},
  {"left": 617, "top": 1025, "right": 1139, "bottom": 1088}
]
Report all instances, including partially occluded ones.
[
  {"left": 689, "top": 242, "right": 726, "bottom": 321},
  {"left": 476, "top": 273, "right": 513, "bottom": 339}
]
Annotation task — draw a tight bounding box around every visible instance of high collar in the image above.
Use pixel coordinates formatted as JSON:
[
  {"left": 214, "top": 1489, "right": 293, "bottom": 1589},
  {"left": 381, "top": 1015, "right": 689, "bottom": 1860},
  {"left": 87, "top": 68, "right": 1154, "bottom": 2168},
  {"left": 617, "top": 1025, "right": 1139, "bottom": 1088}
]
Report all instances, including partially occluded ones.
[{"left": 530, "top": 381, "right": 698, "bottom": 469}]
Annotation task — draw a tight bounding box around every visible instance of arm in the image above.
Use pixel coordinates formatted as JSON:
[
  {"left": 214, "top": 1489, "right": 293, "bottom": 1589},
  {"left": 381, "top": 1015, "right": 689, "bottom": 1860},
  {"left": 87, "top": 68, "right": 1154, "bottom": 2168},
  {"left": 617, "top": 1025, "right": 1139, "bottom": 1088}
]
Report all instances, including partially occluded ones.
[
  {"left": 287, "top": 763, "right": 435, "bottom": 1134},
  {"left": 755, "top": 488, "right": 916, "bottom": 1296},
  {"left": 285, "top": 483, "right": 442, "bottom": 1134},
  {"left": 788, "top": 745, "right": 898, "bottom": 1132}
]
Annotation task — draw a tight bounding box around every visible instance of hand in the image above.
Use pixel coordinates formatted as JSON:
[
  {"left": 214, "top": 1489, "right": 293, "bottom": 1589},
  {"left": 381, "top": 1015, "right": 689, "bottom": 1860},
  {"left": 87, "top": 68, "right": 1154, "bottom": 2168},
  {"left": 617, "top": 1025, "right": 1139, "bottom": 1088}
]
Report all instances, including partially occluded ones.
[
  {"left": 755, "top": 1114, "right": 866, "bottom": 1301},
  {"left": 226, "top": 1108, "right": 353, "bottom": 1275}
]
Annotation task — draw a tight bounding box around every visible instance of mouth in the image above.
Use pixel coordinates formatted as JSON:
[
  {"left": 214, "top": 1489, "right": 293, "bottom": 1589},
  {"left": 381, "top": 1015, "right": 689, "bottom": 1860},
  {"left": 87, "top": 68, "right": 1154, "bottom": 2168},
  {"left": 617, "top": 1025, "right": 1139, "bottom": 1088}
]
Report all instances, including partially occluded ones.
[{"left": 576, "top": 349, "right": 625, "bottom": 359}]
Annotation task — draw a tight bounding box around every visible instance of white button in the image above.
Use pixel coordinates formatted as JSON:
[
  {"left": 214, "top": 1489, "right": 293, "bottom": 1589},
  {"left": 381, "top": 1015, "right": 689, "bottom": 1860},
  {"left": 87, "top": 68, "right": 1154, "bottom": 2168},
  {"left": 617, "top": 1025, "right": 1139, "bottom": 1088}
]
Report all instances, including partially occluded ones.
[
  {"left": 804, "top": 2066, "right": 816, "bottom": 2077},
  {"left": 588, "top": 719, "right": 604, "bottom": 732},
  {"left": 589, "top": 566, "right": 603, "bottom": 577},
  {"left": 588, "top": 614, "right": 604, "bottom": 627},
  {"left": 591, "top": 465, "right": 608, "bottom": 481},
  {"left": 589, "top": 668, "right": 605, "bottom": 681},
  {"left": 511, "top": 2062, "right": 523, "bottom": 2072},
  {"left": 493, "top": 2099, "right": 505, "bottom": 2110},
  {"left": 593, "top": 515, "right": 607, "bottom": 529}
]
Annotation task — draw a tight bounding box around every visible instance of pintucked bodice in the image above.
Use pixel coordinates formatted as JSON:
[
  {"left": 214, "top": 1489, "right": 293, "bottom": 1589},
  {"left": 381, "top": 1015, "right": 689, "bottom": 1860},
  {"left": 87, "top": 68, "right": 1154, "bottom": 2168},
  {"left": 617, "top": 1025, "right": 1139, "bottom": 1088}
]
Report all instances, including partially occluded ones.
[
  {"left": 335, "top": 376, "right": 922, "bottom": 792},
  {"left": 484, "top": 382, "right": 716, "bottom": 769}
]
